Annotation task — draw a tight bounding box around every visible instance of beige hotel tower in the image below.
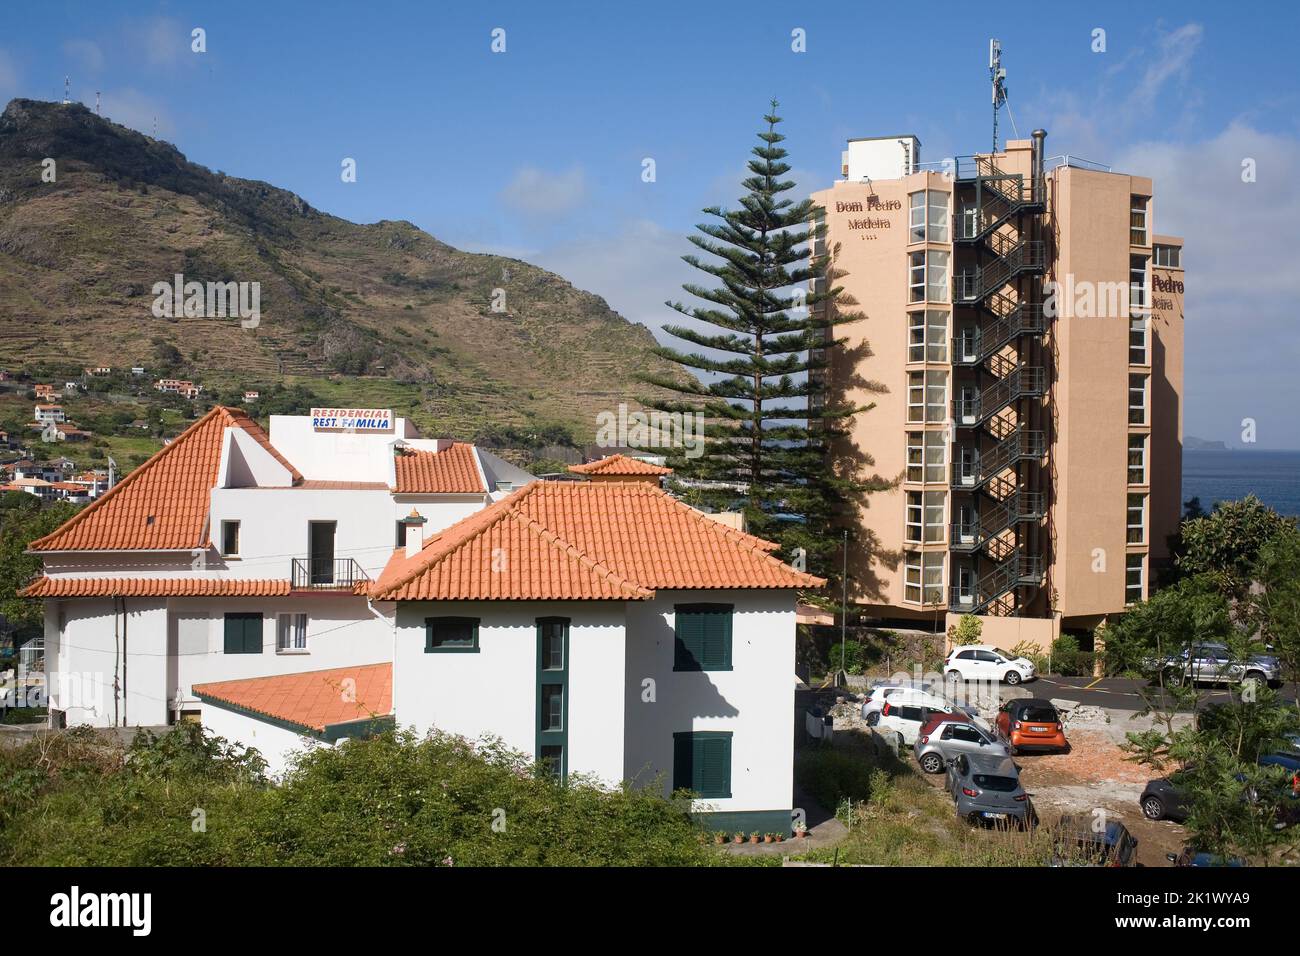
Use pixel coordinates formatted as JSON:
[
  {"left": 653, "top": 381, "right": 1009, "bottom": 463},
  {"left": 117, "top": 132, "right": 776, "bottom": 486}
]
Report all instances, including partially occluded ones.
[{"left": 812, "top": 132, "right": 1184, "bottom": 648}]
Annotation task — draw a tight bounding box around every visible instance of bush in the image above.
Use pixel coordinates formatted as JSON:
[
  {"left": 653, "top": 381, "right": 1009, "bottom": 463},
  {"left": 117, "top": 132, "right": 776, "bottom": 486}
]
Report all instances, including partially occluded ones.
[
  {"left": 1049, "top": 635, "right": 1082, "bottom": 676},
  {"left": 947, "top": 614, "right": 982, "bottom": 647}
]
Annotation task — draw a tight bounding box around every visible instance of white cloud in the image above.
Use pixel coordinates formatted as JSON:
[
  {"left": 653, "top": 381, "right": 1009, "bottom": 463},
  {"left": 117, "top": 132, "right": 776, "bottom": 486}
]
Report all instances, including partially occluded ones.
[{"left": 499, "top": 165, "right": 587, "bottom": 217}]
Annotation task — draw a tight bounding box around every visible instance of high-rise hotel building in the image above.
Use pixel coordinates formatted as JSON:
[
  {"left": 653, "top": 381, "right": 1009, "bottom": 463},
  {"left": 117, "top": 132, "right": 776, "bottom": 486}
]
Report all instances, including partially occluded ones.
[{"left": 812, "top": 133, "right": 1183, "bottom": 646}]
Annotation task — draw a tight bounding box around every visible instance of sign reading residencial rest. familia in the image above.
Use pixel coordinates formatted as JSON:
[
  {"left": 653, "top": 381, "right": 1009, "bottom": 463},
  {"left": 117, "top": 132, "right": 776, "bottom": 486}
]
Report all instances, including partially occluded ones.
[{"left": 310, "top": 408, "right": 394, "bottom": 432}]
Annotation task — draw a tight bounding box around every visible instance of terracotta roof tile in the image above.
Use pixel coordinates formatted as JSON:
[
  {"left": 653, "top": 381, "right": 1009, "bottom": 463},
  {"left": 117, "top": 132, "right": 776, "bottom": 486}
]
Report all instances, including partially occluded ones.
[
  {"left": 193, "top": 663, "right": 392, "bottom": 734},
  {"left": 28, "top": 406, "right": 299, "bottom": 552},
  {"left": 393, "top": 444, "right": 486, "bottom": 494},
  {"left": 371, "top": 481, "right": 821, "bottom": 600},
  {"left": 568, "top": 453, "right": 672, "bottom": 477},
  {"left": 20, "top": 577, "right": 294, "bottom": 598}
]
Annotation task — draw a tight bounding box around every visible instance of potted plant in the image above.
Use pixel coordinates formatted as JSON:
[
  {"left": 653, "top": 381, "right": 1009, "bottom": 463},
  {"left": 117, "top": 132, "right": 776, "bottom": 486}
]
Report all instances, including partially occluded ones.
[
  {"left": 732, "top": 831, "right": 745, "bottom": 844},
  {"left": 794, "top": 822, "right": 809, "bottom": 839},
  {"left": 763, "top": 832, "right": 775, "bottom": 844},
  {"left": 713, "top": 831, "right": 726, "bottom": 845},
  {"left": 774, "top": 831, "right": 785, "bottom": 843}
]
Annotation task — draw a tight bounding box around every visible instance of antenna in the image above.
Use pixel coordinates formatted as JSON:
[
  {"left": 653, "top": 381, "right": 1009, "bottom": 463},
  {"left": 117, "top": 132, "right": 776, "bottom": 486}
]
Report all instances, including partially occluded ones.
[
  {"left": 95, "top": 91, "right": 101, "bottom": 116},
  {"left": 62, "top": 75, "right": 71, "bottom": 105},
  {"left": 990, "top": 39, "right": 1008, "bottom": 152}
]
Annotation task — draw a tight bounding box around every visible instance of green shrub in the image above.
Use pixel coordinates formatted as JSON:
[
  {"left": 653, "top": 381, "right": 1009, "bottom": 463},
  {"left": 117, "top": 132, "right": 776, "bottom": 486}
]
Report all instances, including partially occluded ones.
[
  {"left": 947, "top": 614, "right": 982, "bottom": 647},
  {"left": 1049, "top": 635, "right": 1083, "bottom": 676}
]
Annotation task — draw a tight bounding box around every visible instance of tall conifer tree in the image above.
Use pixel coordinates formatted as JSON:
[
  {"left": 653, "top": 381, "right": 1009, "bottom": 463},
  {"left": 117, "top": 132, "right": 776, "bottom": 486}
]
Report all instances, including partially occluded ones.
[{"left": 643, "top": 103, "right": 880, "bottom": 587}]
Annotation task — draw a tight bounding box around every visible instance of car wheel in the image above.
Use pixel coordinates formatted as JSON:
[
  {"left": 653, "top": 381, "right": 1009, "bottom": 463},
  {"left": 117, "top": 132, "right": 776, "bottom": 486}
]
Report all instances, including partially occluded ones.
[
  {"left": 865, "top": 711, "right": 880, "bottom": 727},
  {"left": 946, "top": 669, "right": 963, "bottom": 683},
  {"left": 1163, "top": 669, "right": 1183, "bottom": 688},
  {"left": 1243, "top": 672, "right": 1265, "bottom": 690},
  {"left": 1141, "top": 795, "right": 1166, "bottom": 821},
  {"left": 1004, "top": 670, "right": 1022, "bottom": 686},
  {"left": 920, "top": 752, "right": 944, "bottom": 774}
]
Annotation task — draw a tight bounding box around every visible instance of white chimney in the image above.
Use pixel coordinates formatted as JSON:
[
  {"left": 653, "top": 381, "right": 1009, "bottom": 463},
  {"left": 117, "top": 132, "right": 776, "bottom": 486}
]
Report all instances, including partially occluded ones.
[{"left": 402, "top": 509, "right": 428, "bottom": 559}]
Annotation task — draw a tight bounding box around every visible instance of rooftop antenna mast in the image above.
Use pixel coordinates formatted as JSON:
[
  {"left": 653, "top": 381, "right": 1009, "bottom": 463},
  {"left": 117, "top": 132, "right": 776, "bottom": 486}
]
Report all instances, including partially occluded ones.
[
  {"left": 990, "top": 39, "right": 1008, "bottom": 153},
  {"left": 62, "top": 75, "right": 71, "bottom": 105},
  {"left": 95, "top": 91, "right": 101, "bottom": 116}
]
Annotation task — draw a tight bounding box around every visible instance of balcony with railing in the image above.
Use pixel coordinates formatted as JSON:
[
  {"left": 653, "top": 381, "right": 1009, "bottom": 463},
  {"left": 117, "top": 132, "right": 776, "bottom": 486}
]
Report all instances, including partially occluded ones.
[{"left": 290, "top": 557, "right": 370, "bottom": 591}]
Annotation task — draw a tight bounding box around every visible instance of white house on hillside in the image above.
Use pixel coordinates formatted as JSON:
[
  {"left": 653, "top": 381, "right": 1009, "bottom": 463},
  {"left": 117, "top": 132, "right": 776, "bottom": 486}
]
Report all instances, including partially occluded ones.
[{"left": 27, "top": 406, "right": 819, "bottom": 834}]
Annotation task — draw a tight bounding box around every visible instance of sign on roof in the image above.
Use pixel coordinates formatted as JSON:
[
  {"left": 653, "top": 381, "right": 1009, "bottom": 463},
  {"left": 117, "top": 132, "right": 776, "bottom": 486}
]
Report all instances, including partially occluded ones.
[{"left": 310, "top": 408, "right": 394, "bottom": 433}]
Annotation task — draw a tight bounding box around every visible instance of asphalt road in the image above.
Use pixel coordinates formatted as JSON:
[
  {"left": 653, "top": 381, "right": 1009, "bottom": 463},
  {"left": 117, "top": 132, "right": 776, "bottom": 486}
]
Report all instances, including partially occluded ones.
[{"left": 1024, "top": 675, "right": 1299, "bottom": 712}]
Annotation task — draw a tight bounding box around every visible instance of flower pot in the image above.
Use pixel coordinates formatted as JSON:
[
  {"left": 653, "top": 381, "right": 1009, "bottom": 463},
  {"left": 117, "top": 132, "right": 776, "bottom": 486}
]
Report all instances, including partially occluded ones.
[
  {"left": 748, "top": 834, "right": 760, "bottom": 844},
  {"left": 714, "top": 834, "right": 725, "bottom": 845},
  {"left": 764, "top": 835, "right": 775, "bottom": 844},
  {"left": 732, "top": 835, "right": 744, "bottom": 844}
]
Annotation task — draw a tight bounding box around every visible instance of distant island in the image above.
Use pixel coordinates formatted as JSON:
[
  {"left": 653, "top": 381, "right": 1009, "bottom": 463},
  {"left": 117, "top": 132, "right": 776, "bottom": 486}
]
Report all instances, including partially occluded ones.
[{"left": 1185, "top": 436, "right": 1229, "bottom": 451}]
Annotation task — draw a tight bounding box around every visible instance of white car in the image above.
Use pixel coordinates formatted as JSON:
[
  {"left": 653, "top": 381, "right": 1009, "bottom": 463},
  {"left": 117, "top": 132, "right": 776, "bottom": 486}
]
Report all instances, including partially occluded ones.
[
  {"left": 875, "top": 697, "right": 957, "bottom": 746},
  {"left": 861, "top": 685, "right": 950, "bottom": 723},
  {"left": 944, "top": 645, "right": 1037, "bottom": 685}
]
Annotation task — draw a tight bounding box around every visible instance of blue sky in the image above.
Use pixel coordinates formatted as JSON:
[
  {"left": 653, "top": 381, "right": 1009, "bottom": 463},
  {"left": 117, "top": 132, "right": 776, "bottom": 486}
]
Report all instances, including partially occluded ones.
[{"left": 3, "top": 1, "right": 1299, "bottom": 447}]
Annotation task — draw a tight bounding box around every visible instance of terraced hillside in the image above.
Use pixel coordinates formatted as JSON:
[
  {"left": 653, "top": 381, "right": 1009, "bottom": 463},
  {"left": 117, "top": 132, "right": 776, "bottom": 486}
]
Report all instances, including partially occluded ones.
[{"left": 0, "top": 98, "right": 682, "bottom": 440}]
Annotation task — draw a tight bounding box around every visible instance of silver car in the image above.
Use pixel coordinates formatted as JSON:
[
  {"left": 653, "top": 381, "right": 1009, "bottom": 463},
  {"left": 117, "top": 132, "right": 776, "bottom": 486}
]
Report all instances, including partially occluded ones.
[
  {"left": 944, "top": 752, "right": 1035, "bottom": 828},
  {"left": 915, "top": 716, "right": 1010, "bottom": 774}
]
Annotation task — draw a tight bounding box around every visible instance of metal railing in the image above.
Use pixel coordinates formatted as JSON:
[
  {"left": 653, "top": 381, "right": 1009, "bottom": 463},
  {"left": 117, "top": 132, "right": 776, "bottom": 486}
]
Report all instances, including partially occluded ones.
[
  {"left": 950, "top": 491, "right": 1046, "bottom": 552},
  {"left": 953, "top": 366, "right": 1045, "bottom": 427},
  {"left": 954, "top": 240, "right": 1047, "bottom": 303},
  {"left": 290, "top": 557, "right": 369, "bottom": 590},
  {"left": 953, "top": 303, "right": 1045, "bottom": 366},
  {"left": 951, "top": 428, "right": 1046, "bottom": 489},
  {"left": 949, "top": 553, "right": 1044, "bottom": 614}
]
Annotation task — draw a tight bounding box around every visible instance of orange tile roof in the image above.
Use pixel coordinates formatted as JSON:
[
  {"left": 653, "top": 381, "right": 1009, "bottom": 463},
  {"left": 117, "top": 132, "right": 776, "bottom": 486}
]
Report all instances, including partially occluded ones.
[
  {"left": 194, "top": 663, "right": 392, "bottom": 734},
  {"left": 28, "top": 406, "right": 299, "bottom": 552},
  {"left": 568, "top": 454, "right": 673, "bottom": 477},
  {"left": 392, "top": 444, "right": 486, "bottom": 494},
  {"left": 371, "top": 481, "right": 822, "bottom": 601},
  {"left": 21, "top": 577, "right": 294, "bottom": 598}
]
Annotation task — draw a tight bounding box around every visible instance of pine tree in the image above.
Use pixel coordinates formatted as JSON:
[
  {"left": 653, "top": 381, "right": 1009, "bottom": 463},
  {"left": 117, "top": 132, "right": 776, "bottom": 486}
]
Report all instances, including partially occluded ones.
[{"left": 642, "top": 102, "right": 880, "bottom": 588}]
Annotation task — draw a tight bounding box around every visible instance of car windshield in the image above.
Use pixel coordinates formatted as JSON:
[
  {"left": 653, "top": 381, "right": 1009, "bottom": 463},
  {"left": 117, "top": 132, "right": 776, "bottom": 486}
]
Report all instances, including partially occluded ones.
[
  {"left": 1020, "top": 706, "right": 1058, "bottom": 723},
  {"left": 973, "top": 774, "right": 1018, "bottom": 792}
]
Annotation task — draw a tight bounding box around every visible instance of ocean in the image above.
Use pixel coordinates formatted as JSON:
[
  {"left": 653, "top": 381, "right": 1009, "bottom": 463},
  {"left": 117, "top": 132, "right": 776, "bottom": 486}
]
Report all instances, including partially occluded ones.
[{"left": 1182, "top": 449, "right": 1300, "bottom": 518}]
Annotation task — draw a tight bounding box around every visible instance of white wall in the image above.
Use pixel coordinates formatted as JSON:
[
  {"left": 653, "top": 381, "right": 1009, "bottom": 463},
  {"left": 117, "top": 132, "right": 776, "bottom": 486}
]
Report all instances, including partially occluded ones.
[
  {"left": 46, "top": 594, "right": 392, "bottom": 727},
  {"left": 624, "top": 590, "right": 796, "bottom": 816},
  {"left": 267, "top": 414, "right": 417, "bottom": 483},
  {"left": 198, "top": 700, "right": 326, "bottom": 780},
  {"left": 45, "top": 597, "right": 170, "bottom": 727},
  {"left": 394, "top": 601, "right": 627, "bottom": 786}
]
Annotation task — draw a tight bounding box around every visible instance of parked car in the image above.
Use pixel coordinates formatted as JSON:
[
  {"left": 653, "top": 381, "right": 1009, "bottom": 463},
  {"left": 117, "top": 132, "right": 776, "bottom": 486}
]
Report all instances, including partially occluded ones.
[
  {"left": 915, "top": 711, "right": 1011, "bottom": 774},
  {"left": 995, "top": 698, "right": 1069, "bottom": 754},
  {"left": 944, "top": 645, "right": 1037, "bottom": 685},
  {"left": 1140, "top": 772, "right": 1190, "bottom": 822},
  {"left": 1051, "top": 815, "right": 1139, "bottom": 866},
  {"left": 862, "top": 685, "right": 951, "bottom": 725},
  {"left": 876, "top": 698, "right": 955, "bottom": 746},
  {"left": 860, "top": 681, "right": 943, "bottom": 721},
  {"left": 944, "top": 752, "right": 1035, "bottom": 828},
  {"left": 1166, "top": 849, "right": 1245, "bottom": 867},
  {"left": 1146, "top": 642, "right": 1283, "bottom": 689}
]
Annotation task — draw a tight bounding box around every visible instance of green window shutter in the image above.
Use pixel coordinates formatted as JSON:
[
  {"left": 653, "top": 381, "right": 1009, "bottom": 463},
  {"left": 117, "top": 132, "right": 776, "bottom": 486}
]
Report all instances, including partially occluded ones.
[
  {"left": 673, "top": 731, "right": 732, "bottom": 798},
  {"left": 224, "top": 613, "right": 262, "bottom": 654},
  {"left": 674, "top": 604, "right": 733, "bottom": 671}
]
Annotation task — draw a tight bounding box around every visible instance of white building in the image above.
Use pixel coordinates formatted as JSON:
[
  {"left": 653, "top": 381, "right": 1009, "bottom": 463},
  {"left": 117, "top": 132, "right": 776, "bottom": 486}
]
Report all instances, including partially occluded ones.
[{"left": 28, "top": 406, "right": 819, "bottom": 833}]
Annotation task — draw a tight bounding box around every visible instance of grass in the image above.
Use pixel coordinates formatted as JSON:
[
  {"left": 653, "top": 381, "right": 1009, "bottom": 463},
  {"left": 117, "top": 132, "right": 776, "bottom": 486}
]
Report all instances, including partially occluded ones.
[{"left": 792, "top": 729, "right": 1058, "bottom": 866}]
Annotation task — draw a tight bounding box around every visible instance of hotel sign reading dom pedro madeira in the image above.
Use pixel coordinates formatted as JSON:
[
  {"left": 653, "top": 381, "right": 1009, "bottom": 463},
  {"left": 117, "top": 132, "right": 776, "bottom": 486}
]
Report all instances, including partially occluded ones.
[{"left": 835, "top": 195, "right": 902, "bottom": 240}]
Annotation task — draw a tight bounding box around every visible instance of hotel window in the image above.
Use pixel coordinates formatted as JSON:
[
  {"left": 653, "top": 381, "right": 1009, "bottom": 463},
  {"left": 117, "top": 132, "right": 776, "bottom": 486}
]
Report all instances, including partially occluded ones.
[
  {"left": 1154, "top": 244, "right": 1181, "bottom": 268},
  {"left": 536, "top": 617, "right": 570, "bottom": 782},
  {"left": 276, "top": 612, "right": 308, "bottom": 653},
  {"left": 927, "top": 250, "right": 950, "bottom": 302},
  {"left": 925, "top": 370, "right": 948, "bottom": 422},
  {"left": 1129, "top": 255, "right": 1149, "bottom": 309},
  {"left": 906, "top": 431, "right": 946, "bottom": 483},
  {"left": 909, "top": 252, "right": 926, "bottom": 302},
  {"left": 220, "top": 520, "right": 240, "bottom": 557},
  {"left": 1126, "top": 554, "right": 1145, "bottom": 605},
  {"left": 1129, "top": 316, "right": 1149, "bottom": 365},
  {"left": 904, "top": 551, "right": 945, "bottom": 605},
  {"left": 1128, "top": 374, "right": 1147, "bottom": 425},
  {"left": 425, "top": 616, "right": 480, "bottom": 653},
  {"left": 909, "top": 190, "right": 950, "bottom": 243},
  {"left": 1127, "top": 494, "right": 1146, "bottom": 544},
  {"left": 1127, "top": 434, "right": 1147, "bottom": 485},
  {"left": 907, "top": 309, "right": 949, "bottom": 363},
  {"left": 904, "top": 494, "right": 946, "bottom": 546},
  {"left": 1130, "top": 195, "right": 1149, "bottom": 246}
]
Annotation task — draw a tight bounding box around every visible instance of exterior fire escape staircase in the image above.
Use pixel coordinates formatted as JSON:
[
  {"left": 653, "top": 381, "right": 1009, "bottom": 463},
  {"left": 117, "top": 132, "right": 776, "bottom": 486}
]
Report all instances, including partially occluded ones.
[{"left": 948, "top": 158, "right": 1048, "bottom": 615}]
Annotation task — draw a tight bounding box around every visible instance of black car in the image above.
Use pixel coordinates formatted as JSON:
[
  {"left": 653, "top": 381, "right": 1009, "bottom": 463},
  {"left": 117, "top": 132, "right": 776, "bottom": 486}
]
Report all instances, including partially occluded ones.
[
  {"left": 1051, "top": 815, "right": 1140, "bottom": 866},
  {"left": 1140, "top": 772, "right": 1190, "bottom": 822}
]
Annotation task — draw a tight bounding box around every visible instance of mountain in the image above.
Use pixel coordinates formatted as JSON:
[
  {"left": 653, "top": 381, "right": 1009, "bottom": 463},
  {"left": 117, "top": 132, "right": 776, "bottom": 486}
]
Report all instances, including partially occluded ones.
[
  {"left": 0, "top": 98, "right": 680, "bottom": 441},
  {"left": 1185, "top": 436, "right": 1229, "bottom": 451}
]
